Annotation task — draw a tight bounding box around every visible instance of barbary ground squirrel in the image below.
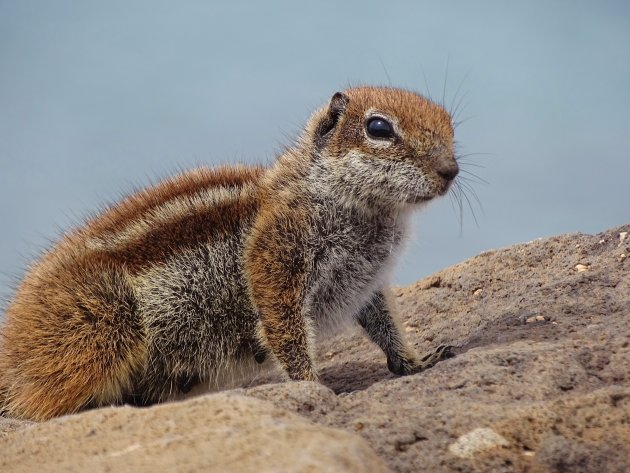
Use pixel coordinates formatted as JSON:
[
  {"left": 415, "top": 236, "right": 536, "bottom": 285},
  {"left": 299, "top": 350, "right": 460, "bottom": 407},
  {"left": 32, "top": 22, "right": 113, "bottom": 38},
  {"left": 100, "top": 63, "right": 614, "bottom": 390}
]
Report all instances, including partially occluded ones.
[{"left": 0, "top": 86, "right": 459, "bottom": 420}]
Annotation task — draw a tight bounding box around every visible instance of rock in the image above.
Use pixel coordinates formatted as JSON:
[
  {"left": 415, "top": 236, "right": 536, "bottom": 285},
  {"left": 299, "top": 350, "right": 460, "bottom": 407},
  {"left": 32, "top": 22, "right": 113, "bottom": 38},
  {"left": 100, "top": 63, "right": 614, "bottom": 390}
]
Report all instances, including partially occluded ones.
[
  {"left": 0, "top": 394, "right": 390, "bottom": 473},
  {"left": 2, "top": 223, "right": 630, "bottom": 472},
  {"left": 535, "top": 434, "right": 626, "bottom": 473},
  {"left": 448, "top": 428, "right": 510, "bottom": 458},
  {"left": 574, "top": 263, "right": 589, "bottom": 272},
  {"left": 242, "top": 381, "right": 340, "bottom": 421}
]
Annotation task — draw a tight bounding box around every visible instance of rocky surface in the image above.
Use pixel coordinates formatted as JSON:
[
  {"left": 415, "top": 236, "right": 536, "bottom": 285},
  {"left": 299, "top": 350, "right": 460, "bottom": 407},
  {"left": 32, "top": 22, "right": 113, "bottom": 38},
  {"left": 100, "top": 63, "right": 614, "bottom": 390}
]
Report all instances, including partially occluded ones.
[
  {"left": 1, "top": 394, "right": 389, "bottom": 473},
  {"left": 2, "top": 224, "right": 629, "bottom": 472}
]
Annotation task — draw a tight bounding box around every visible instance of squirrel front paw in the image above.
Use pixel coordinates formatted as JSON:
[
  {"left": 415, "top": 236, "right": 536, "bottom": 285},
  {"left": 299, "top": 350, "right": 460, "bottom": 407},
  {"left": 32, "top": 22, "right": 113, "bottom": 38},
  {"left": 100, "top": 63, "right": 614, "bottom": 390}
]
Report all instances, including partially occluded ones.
[{"left": 387, "top": 344, "right": 455, "bottom": 376}]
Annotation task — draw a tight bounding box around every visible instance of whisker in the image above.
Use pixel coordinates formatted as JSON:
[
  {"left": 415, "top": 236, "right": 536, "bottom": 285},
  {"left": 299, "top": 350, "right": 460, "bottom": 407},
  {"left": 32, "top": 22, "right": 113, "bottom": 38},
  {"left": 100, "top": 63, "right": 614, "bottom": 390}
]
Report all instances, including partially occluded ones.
[
  {"left": 451, "top": 90, "right": 470, "bottom": 124},
  {"left": 442, "top": 55, "right": 450, "bottom": 109},
  {"left": 447, "top": 160, "right": 485, "bottom": 231},
  {"left": 450, "top": 182, "right": 465, "bottom": 234},
  {"left": 457, "top": 178, "right": 484, "bottom": 217},
  {"left": 458, "top": 185, "right": 480, "bottom": 227},
  {"left": 378, "top": 57, "right": 393, "bottom": 87},
  {"left": 458, "top": 169, "right": 489, "bottom": 185},
  {"left": 453, "top": 114, "right": 475, "bottom": 129},
  {"left": 455, "top": 160, "right": 486, "bottom": 169},
  {"left": 456, "top": 151, "right": 494, "bottom": 160},
  {"left": 449, "top": 69, "right": 471, "bottom": 118},
  {"left": 421, "top": 66, "right": 434, "bottom": 102}
]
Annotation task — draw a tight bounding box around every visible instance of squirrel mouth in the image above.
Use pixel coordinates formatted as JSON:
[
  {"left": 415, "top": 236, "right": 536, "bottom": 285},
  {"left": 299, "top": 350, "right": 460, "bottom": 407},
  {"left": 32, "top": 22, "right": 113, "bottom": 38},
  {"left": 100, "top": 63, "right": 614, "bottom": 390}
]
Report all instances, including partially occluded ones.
[{"left": 438, "top": 179, "right": 455, "bottom": 196}]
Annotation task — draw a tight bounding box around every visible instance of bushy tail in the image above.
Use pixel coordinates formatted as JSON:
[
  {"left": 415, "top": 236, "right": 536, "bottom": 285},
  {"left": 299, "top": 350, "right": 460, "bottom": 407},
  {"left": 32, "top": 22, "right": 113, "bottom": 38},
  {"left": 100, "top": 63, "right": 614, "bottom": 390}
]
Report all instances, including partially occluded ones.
[{"left": 0, "top": 263, "right": 147, "bottom": 421}]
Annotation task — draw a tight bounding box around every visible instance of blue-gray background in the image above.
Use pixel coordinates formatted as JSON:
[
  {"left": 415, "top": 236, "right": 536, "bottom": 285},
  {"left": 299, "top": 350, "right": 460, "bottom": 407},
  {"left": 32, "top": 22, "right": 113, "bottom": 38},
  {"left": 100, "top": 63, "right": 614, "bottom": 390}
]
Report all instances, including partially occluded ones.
[{"left": 1, "top": 1, "right": 629, "bottom": 304}]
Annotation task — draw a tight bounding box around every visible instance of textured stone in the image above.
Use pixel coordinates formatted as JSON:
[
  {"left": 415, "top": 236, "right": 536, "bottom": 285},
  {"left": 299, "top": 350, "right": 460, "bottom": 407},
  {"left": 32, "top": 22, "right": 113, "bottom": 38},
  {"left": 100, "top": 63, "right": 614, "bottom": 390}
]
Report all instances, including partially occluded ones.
[
  {"left": 2, "top": 224, "right": 630, "bottom": 472},
  {"left": 1, "top": 394, "right": 390, "bottom": 473},
  {"left": 448, "top": 428, "right": 510, "bottom": 458}
]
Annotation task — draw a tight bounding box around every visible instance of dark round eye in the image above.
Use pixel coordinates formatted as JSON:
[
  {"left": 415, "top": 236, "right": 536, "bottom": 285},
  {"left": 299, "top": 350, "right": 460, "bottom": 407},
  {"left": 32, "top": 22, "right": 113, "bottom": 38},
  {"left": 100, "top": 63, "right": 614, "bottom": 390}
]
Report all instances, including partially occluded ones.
[{"left": 366, "top": 117, "right": 395, "bottom": 139}]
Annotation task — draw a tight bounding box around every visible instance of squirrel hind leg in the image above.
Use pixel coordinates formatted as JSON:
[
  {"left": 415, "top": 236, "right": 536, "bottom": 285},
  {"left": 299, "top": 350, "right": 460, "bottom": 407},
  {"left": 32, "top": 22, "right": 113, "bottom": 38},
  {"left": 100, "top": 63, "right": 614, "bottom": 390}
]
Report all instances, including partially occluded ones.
[{"left": 0, "top": 263, "right": 146, "bottom": 421}]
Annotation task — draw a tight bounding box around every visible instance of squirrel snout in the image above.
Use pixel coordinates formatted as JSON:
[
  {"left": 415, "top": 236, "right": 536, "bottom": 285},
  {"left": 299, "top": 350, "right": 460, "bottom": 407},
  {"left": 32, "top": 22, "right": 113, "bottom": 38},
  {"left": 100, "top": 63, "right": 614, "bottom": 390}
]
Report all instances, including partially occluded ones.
[{"left": 435, "top": 156, "right": 459, "bottom": 181}]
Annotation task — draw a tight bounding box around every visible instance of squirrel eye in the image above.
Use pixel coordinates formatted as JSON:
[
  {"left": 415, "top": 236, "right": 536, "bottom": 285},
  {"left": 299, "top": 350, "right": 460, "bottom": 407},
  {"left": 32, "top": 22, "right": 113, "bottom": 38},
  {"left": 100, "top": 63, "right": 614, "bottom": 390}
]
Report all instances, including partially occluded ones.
[{"left": 366, "top": 117, "right": 394, "bottom": 139}]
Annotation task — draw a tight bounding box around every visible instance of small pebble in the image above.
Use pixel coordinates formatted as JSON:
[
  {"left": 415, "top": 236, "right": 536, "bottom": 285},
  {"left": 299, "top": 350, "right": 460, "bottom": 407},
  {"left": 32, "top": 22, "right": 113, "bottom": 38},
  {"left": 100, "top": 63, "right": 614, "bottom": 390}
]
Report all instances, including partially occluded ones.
[
  {"left": 473, "top": 288, "right": 483, "bottom": 296},
  {"left": 599, "top": 239, "right": 606, "bottom": 244},
  {"left": 448, "top": 428, "right": 509, "bottom": 458},
  {"left": 526, "top": 315, "right": 546, "bottom": 323},
  {"left": 620, "top": 231, "right": 628, "bottom": 244},
  {"left": 620, "top": 253, "right": 627, "bottom": 262},
  {"left": 574, "top": 264, "right": 589, "bottom": 272}
]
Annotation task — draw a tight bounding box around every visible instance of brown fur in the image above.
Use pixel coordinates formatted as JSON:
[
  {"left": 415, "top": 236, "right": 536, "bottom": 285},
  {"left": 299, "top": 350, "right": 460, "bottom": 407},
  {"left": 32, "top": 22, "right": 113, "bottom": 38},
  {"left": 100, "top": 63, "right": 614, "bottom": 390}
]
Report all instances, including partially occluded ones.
[
  {"left": 82, "top": 166, "right": 264, "bottom": 238},
  {"left": 0, "top": 86, "right": 459, "bottom": 420}
]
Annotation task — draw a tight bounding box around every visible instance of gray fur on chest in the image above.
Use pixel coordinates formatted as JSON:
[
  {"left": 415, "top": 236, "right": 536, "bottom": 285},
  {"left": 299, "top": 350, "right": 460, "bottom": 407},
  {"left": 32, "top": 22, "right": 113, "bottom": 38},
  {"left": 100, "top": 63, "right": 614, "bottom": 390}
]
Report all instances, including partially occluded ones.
[{"left": 304, "top": 202, "right": 407, "bottom": 332}]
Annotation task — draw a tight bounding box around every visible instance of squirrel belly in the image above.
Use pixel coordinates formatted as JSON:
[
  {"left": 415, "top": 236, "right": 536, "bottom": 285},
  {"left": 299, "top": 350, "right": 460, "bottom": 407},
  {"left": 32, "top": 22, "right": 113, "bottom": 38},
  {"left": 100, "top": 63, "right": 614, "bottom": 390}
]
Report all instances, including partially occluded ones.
[{"left": 0, "top": 86, "right": 459, "bottom": 420}]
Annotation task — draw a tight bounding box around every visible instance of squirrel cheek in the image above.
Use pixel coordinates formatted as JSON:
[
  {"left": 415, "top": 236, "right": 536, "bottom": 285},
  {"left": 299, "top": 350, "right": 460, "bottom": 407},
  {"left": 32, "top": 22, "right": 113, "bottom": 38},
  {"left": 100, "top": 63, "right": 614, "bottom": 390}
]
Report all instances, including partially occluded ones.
[{"left": 365, "top": 139, "right": 394, "bottom": 151}]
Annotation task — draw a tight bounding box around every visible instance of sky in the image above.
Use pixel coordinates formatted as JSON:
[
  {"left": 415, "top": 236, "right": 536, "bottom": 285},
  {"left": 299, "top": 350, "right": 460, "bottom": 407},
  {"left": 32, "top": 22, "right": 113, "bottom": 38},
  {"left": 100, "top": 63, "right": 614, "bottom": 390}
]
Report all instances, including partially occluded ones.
[{"left": 1, "top": 1, "right": 629, "bottom": 304}]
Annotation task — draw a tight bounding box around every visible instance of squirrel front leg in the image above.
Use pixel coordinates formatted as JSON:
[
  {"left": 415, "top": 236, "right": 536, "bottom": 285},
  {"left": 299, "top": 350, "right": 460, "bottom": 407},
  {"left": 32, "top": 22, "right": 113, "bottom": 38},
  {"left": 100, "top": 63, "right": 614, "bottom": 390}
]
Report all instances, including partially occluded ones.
[
  {"left": 255, "top": 298, "right": 317, "bottom": 381},
  {"left": 356, "top": 289, "right": 453, "bottom": 375},
  {"left": 244, "top": 212, "right": 318, "bottom": 382}
]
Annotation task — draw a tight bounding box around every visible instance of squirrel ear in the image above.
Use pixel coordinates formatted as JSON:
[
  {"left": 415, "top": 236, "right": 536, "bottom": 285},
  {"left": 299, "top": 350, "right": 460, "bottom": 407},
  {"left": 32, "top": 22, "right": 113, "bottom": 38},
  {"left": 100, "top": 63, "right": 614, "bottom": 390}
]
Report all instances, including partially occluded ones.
[
  {"left": 315, "top": 92, "right": 349, "bottom": 147},
  {"left": 328, "top": 91, "right": 349, "bottom": 118}
]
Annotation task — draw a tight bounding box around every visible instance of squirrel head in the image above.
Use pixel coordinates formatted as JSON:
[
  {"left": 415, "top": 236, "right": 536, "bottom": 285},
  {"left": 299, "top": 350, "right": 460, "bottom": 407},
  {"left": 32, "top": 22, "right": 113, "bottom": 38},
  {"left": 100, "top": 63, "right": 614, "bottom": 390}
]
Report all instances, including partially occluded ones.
[{"left": 304, "top": 86, "right": 459, "bottom": 210}]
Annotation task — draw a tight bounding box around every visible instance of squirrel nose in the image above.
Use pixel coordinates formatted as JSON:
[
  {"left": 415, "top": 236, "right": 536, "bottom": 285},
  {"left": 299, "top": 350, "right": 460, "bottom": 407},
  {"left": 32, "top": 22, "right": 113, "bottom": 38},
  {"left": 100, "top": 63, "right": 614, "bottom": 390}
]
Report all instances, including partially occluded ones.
[{"left": 436, "top": 157, "right": 459, "bottom": 181}]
